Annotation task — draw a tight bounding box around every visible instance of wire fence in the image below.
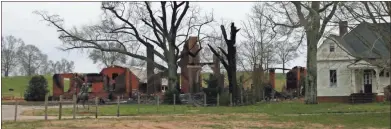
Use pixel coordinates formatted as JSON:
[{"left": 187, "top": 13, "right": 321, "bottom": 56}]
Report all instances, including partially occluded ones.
[{"left": 9, "top": 92, "right": 271, "bottom": 122}]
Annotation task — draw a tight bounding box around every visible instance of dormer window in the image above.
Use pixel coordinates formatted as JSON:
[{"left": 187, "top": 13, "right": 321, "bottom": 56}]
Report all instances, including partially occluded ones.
[{"left": 330, "top": 43, "right": 335, "bottom": 52}]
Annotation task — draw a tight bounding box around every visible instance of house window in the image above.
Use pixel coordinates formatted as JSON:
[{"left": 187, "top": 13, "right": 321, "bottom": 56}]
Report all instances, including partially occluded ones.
[
  {"left": 330, "top": 70, "right": 337, "bottom": 87},
  {"left": 330, "top": 44, "right": 335, "bottom": 52}
]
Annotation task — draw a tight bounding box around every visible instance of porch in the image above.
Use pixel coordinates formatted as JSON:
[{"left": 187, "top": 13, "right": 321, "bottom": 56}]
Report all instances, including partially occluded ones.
[
  {"left": 348, "top": 64, "right": 389, "bottom": 95},
  {"left": 348, "top": 63, "right": 389, "bottom": 103}
]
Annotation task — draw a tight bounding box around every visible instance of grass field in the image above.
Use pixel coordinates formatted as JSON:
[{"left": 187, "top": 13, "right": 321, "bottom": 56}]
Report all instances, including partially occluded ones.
[
  {"left": 7, "top": 101, "right": 391, "bottom": 129},
  {"left": 23, "top": 101, "right": 390, "bottom": 116},
  {"left": 1, "top": 75, "right": 69, "bottom": 98}
]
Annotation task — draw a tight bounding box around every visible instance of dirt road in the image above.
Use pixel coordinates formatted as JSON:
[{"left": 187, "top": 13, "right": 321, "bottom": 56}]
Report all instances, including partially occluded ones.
[{"left": 1, "top": 105, "right": 74, "bottom": 121}]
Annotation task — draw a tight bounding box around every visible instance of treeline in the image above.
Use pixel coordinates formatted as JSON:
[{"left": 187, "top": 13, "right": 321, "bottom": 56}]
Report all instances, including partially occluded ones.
[{"left": 1, "top": 35, "right": 74, "bottom": 77}]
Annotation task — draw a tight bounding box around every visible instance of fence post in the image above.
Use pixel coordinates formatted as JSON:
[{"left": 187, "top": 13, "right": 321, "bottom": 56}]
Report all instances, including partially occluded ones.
[
  {"left": 204, "top": 93, "right": 207, "bottom": 107},
  {"left": 95, "top": 97, "right": 98, "bottom": 119},
  {"left": 173, "top": 94, "right": 176, "bottom": 111},
  {"left": 44, "top": 94, "right": 48, "bottom": 120},
  {"left": 137, "top": 93, "right": 140, "bottom": 114},
  {"left": 87, "top": 100, "right": 90, "bottom": 111},
  {"left": 188, "top": 93, "right": 192, "bottom": 105},
  {"left": 14, "top": 99, "right": 18, "bottom": 121},
  {"left": 73, "top": 94, "right": 76, "bottom": 119},
  {"left": 217, "top": 93, "right": 220, "bottom": 106},
  {"left": 59, "top": 95, "right": 62, "bottom": 120},
  {"left": 229, "top": 93, "right": 232, "bottom": 107},
  {"left": 117, "top": 96, "right": 120, "bottom": 117}
]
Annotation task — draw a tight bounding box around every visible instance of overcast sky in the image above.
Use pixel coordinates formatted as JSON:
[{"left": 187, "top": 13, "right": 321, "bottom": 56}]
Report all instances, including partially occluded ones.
[{"left": 2, "top": 2, "right": 306, "bottom": 74}]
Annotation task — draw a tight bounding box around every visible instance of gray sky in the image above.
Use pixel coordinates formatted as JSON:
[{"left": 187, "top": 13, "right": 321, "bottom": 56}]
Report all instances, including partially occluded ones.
[{"left": 2, "top": 2, "right": 306, "bottom": 73}]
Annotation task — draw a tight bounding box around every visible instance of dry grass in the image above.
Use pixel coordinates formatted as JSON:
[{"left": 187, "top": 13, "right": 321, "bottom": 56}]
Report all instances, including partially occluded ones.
[{"left": 3, "top": 113, "right": 348, "bottom": 129}]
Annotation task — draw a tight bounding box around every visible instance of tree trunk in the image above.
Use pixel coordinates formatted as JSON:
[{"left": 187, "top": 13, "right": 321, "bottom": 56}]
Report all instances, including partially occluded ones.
[
  {"left": 282, "top": 62, "right": 285, "bottom": 74},
  {"left": 4, "top": 69, "right": 9, "bottom": 77},
  {"left": 305, "top": 32, "right": 318, "bottom": 104},
  {"left": 146, "top": 45, "right": 155, "bottom": 94},
  {"left": 304, "top": 2, "right": 320, "bottom": 104},
  {"left": 259, "top": 65, "right": 264, "bottom": 101},
  {"left": 167, "top": 40, "right": 179, "bottom": 92}
]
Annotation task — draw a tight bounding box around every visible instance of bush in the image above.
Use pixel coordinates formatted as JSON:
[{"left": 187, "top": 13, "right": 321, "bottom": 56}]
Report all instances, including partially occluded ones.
[
  {"left": 24, "top": 75, "right": 49, "bottom": 101},
  {"left": 203, "top": 74, "right": 221, "bottom": 104},
  {"left": 384, "top": 85, "right": 391, "bottom": 101},
  {"left": 163, "top": 89, "right": 182, "bottom": 104}
]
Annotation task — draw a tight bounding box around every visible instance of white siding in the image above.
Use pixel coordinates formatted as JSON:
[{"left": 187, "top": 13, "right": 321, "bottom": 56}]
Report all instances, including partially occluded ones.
[
  {"left": 317, "top": 38, "right": 357, "bottom": 96},
  {"left": 317, "top": 38, "right": 355, "bottom": 61},
  {"left": 317, "top": 61, "right": 354, "bottom": 96},
  {"left": 317, "top": 37, "right": 390, "bottom": 97}
]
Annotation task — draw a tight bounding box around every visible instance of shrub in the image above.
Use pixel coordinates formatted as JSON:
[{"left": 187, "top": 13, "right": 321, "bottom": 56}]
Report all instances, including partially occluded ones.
[
  {"left": 163, "top": 88, "right": 182, "bottom": 104},
  {"left": 384, "top": 85, "right": 391, "bottom": 101},
  {"left": 203, "top": 74, "right": 221, "bottom": 104},
  {"left": 24, "top": 75, "right": 49, "bottom": 101}
]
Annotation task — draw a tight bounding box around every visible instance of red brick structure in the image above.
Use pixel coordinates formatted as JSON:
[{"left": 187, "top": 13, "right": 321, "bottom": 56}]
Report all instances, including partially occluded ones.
[
  {"left": 52, "top": 73, "right": 80, "bottom": 99},
  {"left": 179, "top": 37, "right": 202, "bottom": 93},
  {"left": 52, "top": 65, "right": 140, "bottom": 100},
  {"left": 269, "top": 68, "right": 275, "bottom": 89}
]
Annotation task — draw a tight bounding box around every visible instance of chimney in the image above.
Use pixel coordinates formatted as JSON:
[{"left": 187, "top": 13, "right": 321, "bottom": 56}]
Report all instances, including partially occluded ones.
[
  {"left": 269, "top": 68, "right": 275, "bottom": 89},
  {"left": 339, "top": 21, "right": 348, "bottom": 37}
]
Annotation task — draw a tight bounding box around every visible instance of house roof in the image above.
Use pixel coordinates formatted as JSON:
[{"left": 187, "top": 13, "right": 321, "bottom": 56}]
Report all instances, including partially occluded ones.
[{"left": 337, "top": 22, "right": 390, "bottom": 59}]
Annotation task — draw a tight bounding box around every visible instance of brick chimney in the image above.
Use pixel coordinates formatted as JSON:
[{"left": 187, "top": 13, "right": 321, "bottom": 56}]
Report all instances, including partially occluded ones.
[
  {"left": 269, "top": 68, "right": 275, "bottom": 89},
  {"left": 339, "top": 21, "right": 348, "bottom": 37}
]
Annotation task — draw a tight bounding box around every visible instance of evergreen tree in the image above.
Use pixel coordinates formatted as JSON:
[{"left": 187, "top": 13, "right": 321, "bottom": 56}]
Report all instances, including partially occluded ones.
[{"left": 24, "top": 75, "right": 49, "bottom": 101}]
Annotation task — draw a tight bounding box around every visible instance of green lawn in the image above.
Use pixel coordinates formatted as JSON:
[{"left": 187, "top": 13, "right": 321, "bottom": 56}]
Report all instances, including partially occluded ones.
[
  {"left": 2, "top": 75, "right": 69, "bottom": 98},
  {"left": 269, "top": 113, "right": 390, "bottom": 129},
  {"left": 14, "top": 101, "right": 391, "bottom": 129},
  {"left": 24, "top": 101, "right": 390, "bottom": 116}
]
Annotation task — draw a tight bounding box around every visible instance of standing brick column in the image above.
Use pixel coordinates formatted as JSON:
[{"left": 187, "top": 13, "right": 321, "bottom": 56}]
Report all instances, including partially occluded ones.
[{"left": 269, "top": 68, "right": 275, "bottom": 89}]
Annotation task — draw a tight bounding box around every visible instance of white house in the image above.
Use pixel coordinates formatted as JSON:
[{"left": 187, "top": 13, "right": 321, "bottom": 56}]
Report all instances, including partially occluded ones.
[{"left": 317, "top": 21, "right": 390, "bottom": 103}]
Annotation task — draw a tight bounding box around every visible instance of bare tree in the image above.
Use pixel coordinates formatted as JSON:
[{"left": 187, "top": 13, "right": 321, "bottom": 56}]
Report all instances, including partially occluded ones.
[
  {"left": 38, "top": 55, "right": 51, "bottom": 75},
  {"left": 61, "top": 58, "right": 74, "bottom": 73},
  {"left": 17, "top": 44, "right": 47, "bottom": 76},
  {"left": 275, "top": 35, "right": 303, "bottom": 74},
  {"left": 1, "top": 35, "right": 25, "bottom": 77},
  {"left": 48, "top": 60, "right": 59, "bottom": 74},
  {"left": 36, "top": 2, "right": 214, "bottom": 91},
  {"left": 208, "top": 23, "right": 240, "bottom": 104},
  {"left": 49, "top": 58, "right": 75, "bottom": 74},
  {"left": 239, "top": 17, "right": 275, "bottom": 71},
  {"left": 263, "top": 2, "right": 339, "bottom": 104},
  {"left": 88, "top": 42, "right": 128, "bottom": 68}
]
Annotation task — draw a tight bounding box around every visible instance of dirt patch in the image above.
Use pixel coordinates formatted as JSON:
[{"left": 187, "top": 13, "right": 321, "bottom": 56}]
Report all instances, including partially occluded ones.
[{"left": 22, "top": 113, "right": 338, "bottom": 129}]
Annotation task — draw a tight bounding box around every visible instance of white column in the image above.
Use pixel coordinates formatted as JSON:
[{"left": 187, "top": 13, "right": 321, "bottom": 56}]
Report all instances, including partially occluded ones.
[
  {"left": 375, "top": 68, "right": 380, "bottom": 94},
  {"left": 360, "top": 70, "right": 364, "bottom": 93},
  {"left": 351, "top": 69, "right": 356, "bottom": 93}
]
